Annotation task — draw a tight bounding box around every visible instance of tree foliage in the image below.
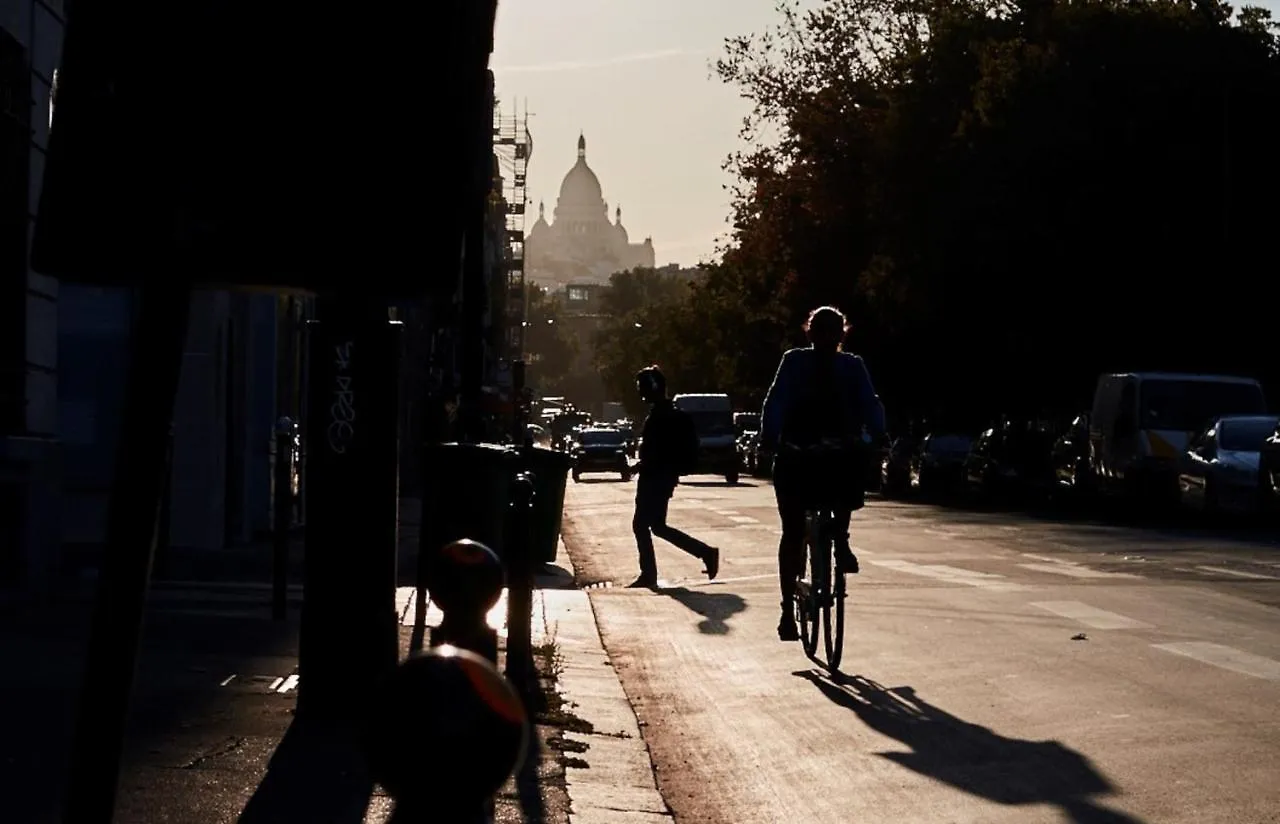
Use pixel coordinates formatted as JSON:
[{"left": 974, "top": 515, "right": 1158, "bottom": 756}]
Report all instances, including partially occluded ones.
[
  {"left": 590, "top": 0, "right": 1280, "bottom": 428},
  {"left": 524, "top": 285, "right": 578, "bottom": 390}
]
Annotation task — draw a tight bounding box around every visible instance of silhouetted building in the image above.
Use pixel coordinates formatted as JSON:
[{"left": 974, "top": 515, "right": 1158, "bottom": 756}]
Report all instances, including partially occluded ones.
[{"left": 525, "top": 134, "right": 654, "bottom": 289}]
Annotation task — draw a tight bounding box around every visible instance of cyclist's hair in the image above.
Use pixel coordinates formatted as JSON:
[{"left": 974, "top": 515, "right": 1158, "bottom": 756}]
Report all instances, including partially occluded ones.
[{"left": 804, "top": 306, "right": 848, "bottom": 350}]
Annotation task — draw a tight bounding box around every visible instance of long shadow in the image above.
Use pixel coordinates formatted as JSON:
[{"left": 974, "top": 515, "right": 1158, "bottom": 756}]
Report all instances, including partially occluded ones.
[
  {"left": 793, "top": 670, "right": 1145, "bottom": 824},
  {"left": 238, "top": 717, "right": 374, "bottom": 824},
  {"left": 515, "top": 690, "right": 548, "bottom": 823},
  {"left": 659, "top": 586, "right": 747, "bottom": 634}
]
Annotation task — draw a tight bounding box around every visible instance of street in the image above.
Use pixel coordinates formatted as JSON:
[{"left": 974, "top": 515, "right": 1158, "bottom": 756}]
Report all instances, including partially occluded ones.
[{"left": 561, "top": 477, "right": 1280, "bottom": 824}]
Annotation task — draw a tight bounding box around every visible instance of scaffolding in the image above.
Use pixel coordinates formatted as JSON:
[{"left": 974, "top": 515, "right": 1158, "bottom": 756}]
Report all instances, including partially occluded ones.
[{"left": 493, "top": 99, "right": 532, "bottom": 360}]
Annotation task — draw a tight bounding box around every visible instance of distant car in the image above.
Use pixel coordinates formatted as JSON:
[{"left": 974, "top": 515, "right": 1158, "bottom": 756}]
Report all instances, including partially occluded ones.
[
  {"left": 910, "top": 433, "right": 971, "bottom": 497},
  {"left": 880, "top": 437, "right": 917, "bottom": 497},
  {"left": 1178, "top": 414, "right": 1280, "bottom": 515},
  {"left": 571, "top": 428, "right": 632, "bottom": 482}
]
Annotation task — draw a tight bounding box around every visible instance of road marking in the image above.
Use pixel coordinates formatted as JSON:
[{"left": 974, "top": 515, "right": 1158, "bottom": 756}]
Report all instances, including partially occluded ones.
[
  {"left": 712, "top": 509, "right": 740, "bottom": 516},
  {"left": 1153, "top": 642, "right": 1280, "bottom": 681},
  {"left": 1017, "top": 563, "right": 1138, "bottom": 580},
  {"left": 728, "top": 515, "right": 758, "bottom": 524},
  {"left": 1032, "top": 601, "right": 1150, "bottom": 629},
  {"left": 1195, "top": 566, "right": 1280, "bottom": 581},
  {"left": 1021, "top": 553, "right": 1074, "bottom": 565},
  {"left": 923, "top": 528, "right": 957, "bottom": 540},
  {"left": 867, "top": 559, "right": 1027, "bottom": 591}
]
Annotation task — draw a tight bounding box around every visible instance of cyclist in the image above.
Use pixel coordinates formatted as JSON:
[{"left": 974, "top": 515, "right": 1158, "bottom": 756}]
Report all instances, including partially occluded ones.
[{"left": 760, "top": 306, "right": 885, "bottom": 641}]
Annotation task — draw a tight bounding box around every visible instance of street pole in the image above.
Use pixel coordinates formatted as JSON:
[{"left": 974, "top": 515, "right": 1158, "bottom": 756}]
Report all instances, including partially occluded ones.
[{"left": 63, "top": 282, "right": 191, "bottom": 824}]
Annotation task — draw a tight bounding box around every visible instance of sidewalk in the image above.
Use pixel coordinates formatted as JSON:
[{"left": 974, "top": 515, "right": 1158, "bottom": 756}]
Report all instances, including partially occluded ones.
[{"left": 0, "top": 531, "right": 666, "bottom": 823}]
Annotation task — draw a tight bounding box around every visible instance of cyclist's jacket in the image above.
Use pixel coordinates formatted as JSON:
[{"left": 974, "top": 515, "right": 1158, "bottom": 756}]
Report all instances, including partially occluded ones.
[{"left": 760, "top": 348, "right": 885, "bottom": 449}]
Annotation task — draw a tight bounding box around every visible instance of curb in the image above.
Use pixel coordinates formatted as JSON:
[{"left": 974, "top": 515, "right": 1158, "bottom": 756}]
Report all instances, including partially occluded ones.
[{"left": 541, "top": 539, "right": 673, "bottom": 823}]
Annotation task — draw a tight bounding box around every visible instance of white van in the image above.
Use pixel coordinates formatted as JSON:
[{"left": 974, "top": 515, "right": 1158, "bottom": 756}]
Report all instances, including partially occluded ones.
[
  {"left": 672, "top": 393, "right": 739, "bottom": 484},
  {"left": 1089, "top": 372, "right": 1266, "bottom": 501}
]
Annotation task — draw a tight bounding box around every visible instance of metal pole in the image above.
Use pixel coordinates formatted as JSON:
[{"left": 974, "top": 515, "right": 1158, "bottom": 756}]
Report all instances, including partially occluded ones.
[
  {"left": 63, "top": 282, "right": 191, "bottom": 824},
  {"left": 504, "top": 471, "right": 535, "bottom": 695}
]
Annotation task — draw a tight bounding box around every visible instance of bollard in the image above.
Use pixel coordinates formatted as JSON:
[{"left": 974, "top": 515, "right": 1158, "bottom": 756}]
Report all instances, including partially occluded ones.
[
  {"left": 504, "top": 471, "right": 536, "bottom": 695},
  {"left": 367, "top": 645, "right": 529, "bottom": 824},
  {"left": 429, "top": 539, "right": 505, "bottom": 664},
  {"left": 271, "top": 416, "right": 297, "bottom": 620}
]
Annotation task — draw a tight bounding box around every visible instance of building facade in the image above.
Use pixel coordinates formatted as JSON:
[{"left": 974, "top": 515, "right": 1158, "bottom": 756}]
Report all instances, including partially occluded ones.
[
  {"left": 2, "top": 0, "right": 62, "bottom": 594},
  {"left": 525, "top": 134, "right": 654, "bottom": 290}
]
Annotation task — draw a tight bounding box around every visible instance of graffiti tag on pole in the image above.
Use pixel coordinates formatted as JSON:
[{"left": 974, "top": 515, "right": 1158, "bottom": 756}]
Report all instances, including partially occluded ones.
[{"left": 328, "top": 341, "right": 355, "bottom": 454}]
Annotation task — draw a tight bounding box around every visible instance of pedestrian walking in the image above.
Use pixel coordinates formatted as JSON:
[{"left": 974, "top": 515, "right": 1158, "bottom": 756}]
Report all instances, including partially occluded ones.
[{"left": 628, "top": 365, "right": 721, "bottom": 588}]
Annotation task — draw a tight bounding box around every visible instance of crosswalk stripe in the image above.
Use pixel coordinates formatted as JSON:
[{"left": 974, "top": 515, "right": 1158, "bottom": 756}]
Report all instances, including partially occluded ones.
[
  {"left": 1153, "top": 642, "right": 1280, "bottom": 680},
  {"left": 1032, "top": 601, "right": 1149, "bottom": 629},
  {"left": 866, "top": 559, "right": 1027, "bottom": 591},
  {"left": 1017, "top": 563, "right": 1137, "bottom": 580},
  {"left": 1194, "top": 566, "right": 1280, "bottom": 581}
]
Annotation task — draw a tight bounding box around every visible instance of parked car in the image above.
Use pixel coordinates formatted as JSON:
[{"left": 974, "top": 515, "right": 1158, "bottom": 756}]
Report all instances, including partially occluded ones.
[
  {"left": 570, "top": 428, "right": 632, "bottom": 483},
  {"left": 1050, "top": 413, "right": 1093, "bottom": 496},
  {"left": 965, "top": 424, "right": 1056, "bottom": 501},
  {"left": 910, "top": 433, "right": 971, "bottom": 497},
  {"left": 1177, "top": 414, "right": 1280, "bottom": 515},
  {"left": 881, "top": 437, "right": 918, "bottom": 497}
]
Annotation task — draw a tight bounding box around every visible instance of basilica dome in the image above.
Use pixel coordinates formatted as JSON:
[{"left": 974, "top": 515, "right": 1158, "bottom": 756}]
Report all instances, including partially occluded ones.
[{"left": 554, "top": 134, "right": 608, "bottom": 223}]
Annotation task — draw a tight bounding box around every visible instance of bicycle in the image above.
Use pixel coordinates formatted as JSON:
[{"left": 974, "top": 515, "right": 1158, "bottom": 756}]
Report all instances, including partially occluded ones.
[{"left": 780, "top": 439, "right": 856, "bottom": 671}]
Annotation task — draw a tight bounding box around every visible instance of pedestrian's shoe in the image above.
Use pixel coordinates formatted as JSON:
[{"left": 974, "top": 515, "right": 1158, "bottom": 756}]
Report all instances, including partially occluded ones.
[
  {"left": 627, "top": 574, "right": 658, "bottom": 589},
  {"left": 704, "top": 547, "right": 720, "bottom": 580},
  {"left": 777, "top": 606, "right": 800, "bottom": 641},
  {"left": 835, "top": 537, "right": 860, "bottom": 574}
]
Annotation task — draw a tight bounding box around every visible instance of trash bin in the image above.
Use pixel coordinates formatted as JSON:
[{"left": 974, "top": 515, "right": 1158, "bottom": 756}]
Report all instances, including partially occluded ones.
[
  {"left": 519, "top": 446, "right": 572, "bottom": 564},
  {"left": 424, "top": 442, "right": 520, "bottom": 559}
]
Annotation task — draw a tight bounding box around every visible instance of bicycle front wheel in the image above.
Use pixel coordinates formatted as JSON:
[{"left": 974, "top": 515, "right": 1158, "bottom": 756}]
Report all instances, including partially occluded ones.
[{"left": 822, "top": 569, "right": 845, "bottom": 672}]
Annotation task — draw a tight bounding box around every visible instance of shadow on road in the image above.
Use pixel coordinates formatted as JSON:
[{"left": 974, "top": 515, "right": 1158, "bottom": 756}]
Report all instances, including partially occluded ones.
[
  {"left": 793, "top": 670, "right": 1145, "bottom": 824},
  {"left": 238, "top": 717, "right": 374, "bottom": 824},
  {"left": 659, "top": 586, "right": 747, "bottom": 634},
  {"left": 681, "top": 480, "right": 759, "bottom": 488}
]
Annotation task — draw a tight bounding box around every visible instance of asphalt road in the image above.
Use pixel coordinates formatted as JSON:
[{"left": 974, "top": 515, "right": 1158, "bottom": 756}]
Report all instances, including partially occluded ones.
[{"left": 561, "top": 475, "right": 1280, "bottom": 824}]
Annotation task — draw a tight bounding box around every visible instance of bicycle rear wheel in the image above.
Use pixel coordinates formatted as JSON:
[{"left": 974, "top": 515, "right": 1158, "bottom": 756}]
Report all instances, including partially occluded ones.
[{"left": 796, "top": 518, "right": 820, "bottom": 657}]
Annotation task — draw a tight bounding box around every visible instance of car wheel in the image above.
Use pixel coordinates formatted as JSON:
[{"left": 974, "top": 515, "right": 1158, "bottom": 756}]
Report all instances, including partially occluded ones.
[{"left": 726, "top": 470, "right": 739, "bottom": 485}]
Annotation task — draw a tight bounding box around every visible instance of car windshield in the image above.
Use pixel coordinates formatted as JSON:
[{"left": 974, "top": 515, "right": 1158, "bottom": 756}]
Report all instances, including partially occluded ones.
[
  {"left": 579, "top": 430, "right": 624, "bottom": 446},
  {"left": 1218, "top": 417, "right": 1279, "bottom": 452},
  {"left": 685, "top": 411, "right": 735, "bottom": 436},
  {"left": 1140, "top": 379, "right": 1266, "bottom": 433}
]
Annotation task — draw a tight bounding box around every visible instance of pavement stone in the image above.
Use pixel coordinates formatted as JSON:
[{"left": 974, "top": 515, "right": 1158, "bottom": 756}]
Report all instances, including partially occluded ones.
[{"left": 541, "top": 546, "right": 673, "bottom": 824}]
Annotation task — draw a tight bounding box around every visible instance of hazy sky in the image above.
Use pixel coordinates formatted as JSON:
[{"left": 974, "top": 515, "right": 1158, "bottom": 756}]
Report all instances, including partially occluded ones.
[
  {"left": 492, "top": 0, "right": 792, "bottom": 267},
  {"left": 492, "top": 0, "right": 1280, "bottom": 268}
]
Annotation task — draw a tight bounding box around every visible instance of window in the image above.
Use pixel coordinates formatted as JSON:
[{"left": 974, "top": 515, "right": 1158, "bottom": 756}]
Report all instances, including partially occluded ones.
[
  {"left": 1218, "top": 417, "right": 1279, "bottom": 452},
  {"left": 567, "top": 286, "right": 588, "bottom": 302},
  {"left": 1139, "top": 379, "right": 1266, "bottom": 433}
]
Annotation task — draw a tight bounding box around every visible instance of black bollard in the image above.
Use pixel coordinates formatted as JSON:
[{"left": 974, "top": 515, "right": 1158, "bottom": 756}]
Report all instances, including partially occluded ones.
[
  {"left": 429, "top": 539, "right": 504, "bottom": 664},
  {"left": 504, "top": 471, "right": 536, "bottom": 694},
  {"left": 366, "top": 645, "right": 529, "bottom": 823}
]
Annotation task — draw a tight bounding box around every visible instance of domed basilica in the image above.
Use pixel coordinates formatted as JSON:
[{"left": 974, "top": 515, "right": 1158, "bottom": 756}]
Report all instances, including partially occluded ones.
[{"left": 525, "top": 134, "right": 655, "bottom": 288}]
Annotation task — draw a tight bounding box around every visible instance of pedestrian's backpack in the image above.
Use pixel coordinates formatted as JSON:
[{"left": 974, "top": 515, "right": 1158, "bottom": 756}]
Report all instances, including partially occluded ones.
[{"left": 673, "top": 407, "right": 701, "bottom": 475}]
